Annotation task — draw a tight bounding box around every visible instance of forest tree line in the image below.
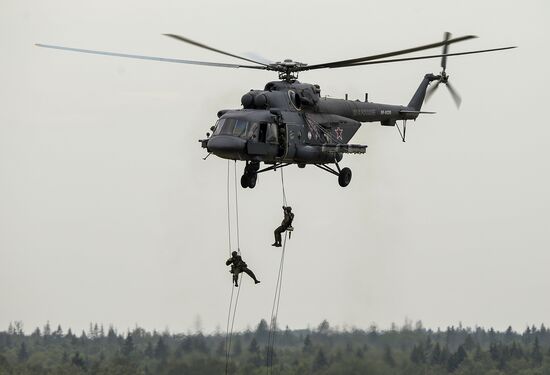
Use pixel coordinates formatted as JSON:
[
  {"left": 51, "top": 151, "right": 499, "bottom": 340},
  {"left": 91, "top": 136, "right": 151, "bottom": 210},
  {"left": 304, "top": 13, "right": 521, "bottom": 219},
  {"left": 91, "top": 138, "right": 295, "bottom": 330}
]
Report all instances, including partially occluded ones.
[{"left": 1, "top": 320, "right": 550, "bottom": 374}]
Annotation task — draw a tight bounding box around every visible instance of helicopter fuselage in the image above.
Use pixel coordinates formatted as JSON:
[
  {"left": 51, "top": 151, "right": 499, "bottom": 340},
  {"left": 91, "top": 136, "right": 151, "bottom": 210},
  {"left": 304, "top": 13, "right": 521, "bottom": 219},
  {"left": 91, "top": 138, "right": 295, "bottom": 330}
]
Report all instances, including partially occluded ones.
[
  {"left": 202, "top": 79, "right": 428, "bottom": 159},
  {"left": 201, "top": 75, "right": 435, "bottom": 188}
]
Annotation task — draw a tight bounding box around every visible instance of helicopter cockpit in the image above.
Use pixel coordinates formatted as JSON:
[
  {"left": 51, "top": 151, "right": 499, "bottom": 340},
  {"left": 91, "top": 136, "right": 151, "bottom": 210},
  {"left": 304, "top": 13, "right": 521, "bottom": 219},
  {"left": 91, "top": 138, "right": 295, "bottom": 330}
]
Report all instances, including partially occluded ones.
[{"left": 213, "top": 118, "right": 278, "bottom": 144}]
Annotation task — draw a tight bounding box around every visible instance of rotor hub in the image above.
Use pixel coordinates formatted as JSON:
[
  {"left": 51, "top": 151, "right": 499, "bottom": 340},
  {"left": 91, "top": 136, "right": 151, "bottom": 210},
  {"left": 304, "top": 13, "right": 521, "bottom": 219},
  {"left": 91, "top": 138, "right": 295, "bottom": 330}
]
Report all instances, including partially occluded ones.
[{"left": 268, "top": 59, "right": 308, "bottom": 82}]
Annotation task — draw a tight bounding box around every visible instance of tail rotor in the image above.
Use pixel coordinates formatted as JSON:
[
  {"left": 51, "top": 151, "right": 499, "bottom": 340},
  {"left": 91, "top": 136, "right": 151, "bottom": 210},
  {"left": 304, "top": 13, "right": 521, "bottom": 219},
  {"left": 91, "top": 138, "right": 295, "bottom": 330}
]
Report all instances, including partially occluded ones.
[{"left": 426, "top": 32, "right": 462, "bottom": 108}]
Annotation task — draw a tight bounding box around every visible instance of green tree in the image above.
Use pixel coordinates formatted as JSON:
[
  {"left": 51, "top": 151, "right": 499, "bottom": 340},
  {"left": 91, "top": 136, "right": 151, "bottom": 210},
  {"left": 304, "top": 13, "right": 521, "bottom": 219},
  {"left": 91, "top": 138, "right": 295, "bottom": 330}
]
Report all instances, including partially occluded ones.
[
  {"left": 53, "top": 325, "right": 63, "bottom": 338},
  {"left": 248, "top": 337, "right": 260, "bottom": 354},
  {"left": 431, "top": 342, "right": 442, "bottom": 365},
  {"left": 303, "top": 334, "right": 313, "bottom": 354},
  {"left": 248, "top": 337, "right": 262, "bottom": 367},
  {"left": 154, "top": 337, "right": 169, "bottom": 360},
  {"left": 17, "top": 342, "right": 29, "bottom": 362},
  {"left": 505, "top": 326, "right": 514, "bottom": 342},
  {"left": 464, "top": 334, "right": 475, "bottom": 351},
  {"left": 318, "top": 319, "right": 330, "bottom": 334},
  {"left": 256, "top": 319, "right": 269, "bottom": 341},
  {"left": 383, "top": 345, "right": 396, "bottom": 367},
  {"left": 107, "top": 326, "right": 117, "bottom": 343},
  {"left": 122, "top": 334, "right": 134, "bottom": 356},
  {"left": 71, "top": 351, "right": 86, "bottom": 370},
  {"left": 43, "top": 321, "right": 51, "bottom": 337},
  {"left": 215, "top": 340, "right": 225, "bottom": 356},
  {"left": 232, "top": 337, "right": 242, "bottom": 356},
  {"left": 144, "top": 341, "right": 154, "bottom": 358},
  {"left": 31, "top": 327, "right": 41, "bottom": 338},
  {"left": 312, "top": 348, "right": 328, "bottom": 371},
  {"left": 531, "top": 336, "right": 543, "bottom": 366},
  {"left": 192, "top": 333, "right": 209, "bottom": 353},
  {"left": 411, "top": 343, "right": 426, "bottom": 364},
  {"left": 447, "top": 345, "right": 467, "bottom": 372},
  {"left": 0, "top": 354, "right": 11, "bottom": 372}
]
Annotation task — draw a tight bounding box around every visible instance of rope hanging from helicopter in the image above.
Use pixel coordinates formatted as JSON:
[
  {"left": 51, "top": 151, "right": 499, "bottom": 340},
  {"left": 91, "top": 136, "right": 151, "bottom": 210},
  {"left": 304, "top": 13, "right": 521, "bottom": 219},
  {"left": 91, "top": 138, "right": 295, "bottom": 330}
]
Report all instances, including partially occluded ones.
[
  {"left": 225, "top": 160, "right": 243, "bottom": 375},
  {"left": 226, "top": 161, "right": 232, "bottom": 257},
  {"left": 280, "top": 165, "right": 288, "bottom": 207},
  {"left": 266, "top": 233, "right": 287, "bottom": 374},
  {"left": 305, "top": 115, "right": 340, "bottom": 144},
  {"left": 266, "top": 168, "right": 290, "bottom": 374}
]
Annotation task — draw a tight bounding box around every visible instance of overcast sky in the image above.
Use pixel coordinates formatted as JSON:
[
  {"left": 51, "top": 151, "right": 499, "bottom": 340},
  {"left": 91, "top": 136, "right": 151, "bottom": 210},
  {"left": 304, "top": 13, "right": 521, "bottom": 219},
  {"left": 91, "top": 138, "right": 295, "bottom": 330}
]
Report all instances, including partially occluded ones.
[{"left": 1, "top": 0, "right": 548, "bottom": 335}]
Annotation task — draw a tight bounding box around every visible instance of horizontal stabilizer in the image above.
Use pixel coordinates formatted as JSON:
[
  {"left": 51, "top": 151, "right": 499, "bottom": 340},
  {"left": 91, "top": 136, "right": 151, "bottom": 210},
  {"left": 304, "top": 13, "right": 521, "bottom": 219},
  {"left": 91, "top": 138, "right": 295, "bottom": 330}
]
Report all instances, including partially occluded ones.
[
  {"left": 399, "top": 110, "right": 436, "bottom": 114},
  {"left": 321, "top": 143, "right": 367, "bottom": 154}
]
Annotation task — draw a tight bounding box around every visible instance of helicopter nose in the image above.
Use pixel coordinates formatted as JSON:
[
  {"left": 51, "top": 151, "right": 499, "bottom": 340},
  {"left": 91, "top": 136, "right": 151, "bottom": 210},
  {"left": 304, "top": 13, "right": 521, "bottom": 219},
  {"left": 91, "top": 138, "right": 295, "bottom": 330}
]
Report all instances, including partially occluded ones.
[{"left": 207, "top": 135, "right": 246, "bottom": 157}]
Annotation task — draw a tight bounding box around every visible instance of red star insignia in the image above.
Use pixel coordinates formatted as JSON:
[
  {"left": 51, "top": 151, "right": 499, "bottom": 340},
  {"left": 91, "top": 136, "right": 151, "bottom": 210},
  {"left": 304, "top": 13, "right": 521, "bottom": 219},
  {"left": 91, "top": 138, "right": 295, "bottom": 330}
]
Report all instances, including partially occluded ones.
[{"left": 335, "top": 127, "right": 344, "bottom": 141}]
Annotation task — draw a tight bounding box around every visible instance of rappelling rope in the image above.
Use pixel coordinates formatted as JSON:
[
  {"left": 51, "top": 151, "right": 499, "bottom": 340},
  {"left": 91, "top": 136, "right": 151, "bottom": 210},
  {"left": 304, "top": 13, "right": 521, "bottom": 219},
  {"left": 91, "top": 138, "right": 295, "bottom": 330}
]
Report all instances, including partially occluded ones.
[
  {"left": 266, "top": 168, "right": 290, "bottom": 374},
  {"left": 225, "top": 275, "right": 242, "bottom": 375},
  {"left": 225, "top": 282, "right": 235, "bottom": 373},
  {"left": 266, "top": 232, "right": 287, "bottom": 375},
  {"left": 280, "top": 167, "right": 287, "bottom": 207},
  {"left": 226, "top": 161, "right": 232, "bottom": 257},
  {"left": 224, "top": 161, "right": 244, "bottom": 375},
  {"left": 306, "top": 115, "right": 340, "bottom": 144},
  {"left": 234, "top": 161, "right": 241, "bottom": 253}
]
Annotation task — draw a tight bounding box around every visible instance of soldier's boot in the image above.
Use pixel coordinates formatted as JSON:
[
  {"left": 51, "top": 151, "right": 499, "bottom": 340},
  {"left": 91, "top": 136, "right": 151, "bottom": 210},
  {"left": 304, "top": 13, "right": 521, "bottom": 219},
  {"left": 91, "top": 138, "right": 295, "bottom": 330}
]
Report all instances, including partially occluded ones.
[{"left": 244, "top": 269, "right": 260, "bottom": 284}]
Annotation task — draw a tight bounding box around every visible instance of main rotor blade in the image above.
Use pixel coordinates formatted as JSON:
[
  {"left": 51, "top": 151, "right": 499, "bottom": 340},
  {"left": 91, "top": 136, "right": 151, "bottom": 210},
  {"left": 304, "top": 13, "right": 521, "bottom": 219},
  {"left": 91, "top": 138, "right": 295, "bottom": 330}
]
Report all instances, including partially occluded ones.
[
  {"left": 301, "top": 34, "right": 477, "bottom": 71},
  {"left": 323, "top": 46, "right": 517, "bottom": 69},
  {"left": 35, "top": 44, "right": 267, "bottom": 70},
  {"left": 164, "top": 33, "right": 268, "bottom": 66},
  {"left": 441, "top": 32, "right": 451, "bottom": 71},
  {"left": 241, "top": 51, "right": 274, "bottom": 65},
  {"left": 445, "top": 81, "right": 462, "bottom": 108},
  {"left": 425, "top": 81, "right": 440, "bottom": 102}
]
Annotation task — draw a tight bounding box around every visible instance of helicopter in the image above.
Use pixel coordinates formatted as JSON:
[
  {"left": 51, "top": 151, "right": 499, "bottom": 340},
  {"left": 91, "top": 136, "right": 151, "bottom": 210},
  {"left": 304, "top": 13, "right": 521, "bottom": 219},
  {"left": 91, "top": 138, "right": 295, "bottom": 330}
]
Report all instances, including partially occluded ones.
[{"left": 36, "top": 32, "right": 515, "bottom": 188}]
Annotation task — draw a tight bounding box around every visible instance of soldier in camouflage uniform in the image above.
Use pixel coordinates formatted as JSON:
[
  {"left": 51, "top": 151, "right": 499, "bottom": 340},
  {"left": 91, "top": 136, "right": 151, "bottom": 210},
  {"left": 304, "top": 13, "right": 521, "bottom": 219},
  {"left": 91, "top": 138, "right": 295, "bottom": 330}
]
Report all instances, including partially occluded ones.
[
  {"left": 226, "top": 251, "right": 260, "bottom": 287},
  {"left": 272, "top": 206, "right": 294, "bottom": 247}
]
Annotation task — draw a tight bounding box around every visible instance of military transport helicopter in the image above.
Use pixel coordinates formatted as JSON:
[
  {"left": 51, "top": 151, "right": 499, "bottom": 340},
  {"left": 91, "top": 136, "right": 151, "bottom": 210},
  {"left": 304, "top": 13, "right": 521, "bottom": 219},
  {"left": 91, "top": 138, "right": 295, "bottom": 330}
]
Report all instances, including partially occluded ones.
[{"left": 36, "top": 33, "right": 515, "bottom": 188}]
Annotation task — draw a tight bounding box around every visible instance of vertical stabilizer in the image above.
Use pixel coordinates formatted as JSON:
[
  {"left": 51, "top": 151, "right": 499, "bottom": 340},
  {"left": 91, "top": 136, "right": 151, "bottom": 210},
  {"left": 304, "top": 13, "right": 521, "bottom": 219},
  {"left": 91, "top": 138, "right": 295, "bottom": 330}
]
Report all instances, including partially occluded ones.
[{"left": 408, "top": 74, "right": 438, "bottom": 111}]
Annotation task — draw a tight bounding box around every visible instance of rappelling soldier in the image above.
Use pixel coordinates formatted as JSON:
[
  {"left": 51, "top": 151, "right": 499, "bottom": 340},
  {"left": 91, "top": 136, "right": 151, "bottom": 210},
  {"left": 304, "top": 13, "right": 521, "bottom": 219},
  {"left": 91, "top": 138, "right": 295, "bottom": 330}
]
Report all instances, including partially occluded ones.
[
  {"left": 226, "top": 251, "right": 260, "bottom": 287},
  {"left": 272, "top": 206, "right": 294, "bottom": 247}
]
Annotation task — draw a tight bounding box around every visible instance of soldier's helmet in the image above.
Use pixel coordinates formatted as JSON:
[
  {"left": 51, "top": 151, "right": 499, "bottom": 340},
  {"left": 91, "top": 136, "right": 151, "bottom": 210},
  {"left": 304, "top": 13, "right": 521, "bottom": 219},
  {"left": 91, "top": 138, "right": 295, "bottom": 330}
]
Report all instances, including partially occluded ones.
[{"left": 232, "top": 251, "right": 238, "bottom": 257}]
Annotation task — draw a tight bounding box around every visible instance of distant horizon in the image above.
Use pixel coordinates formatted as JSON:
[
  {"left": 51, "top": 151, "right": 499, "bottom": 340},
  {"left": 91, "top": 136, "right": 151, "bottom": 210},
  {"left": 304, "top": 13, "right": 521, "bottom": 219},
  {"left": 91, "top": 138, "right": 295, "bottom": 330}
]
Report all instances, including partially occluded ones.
[{"left": 4, "top": 319, "right": 549, "bottom": 336}]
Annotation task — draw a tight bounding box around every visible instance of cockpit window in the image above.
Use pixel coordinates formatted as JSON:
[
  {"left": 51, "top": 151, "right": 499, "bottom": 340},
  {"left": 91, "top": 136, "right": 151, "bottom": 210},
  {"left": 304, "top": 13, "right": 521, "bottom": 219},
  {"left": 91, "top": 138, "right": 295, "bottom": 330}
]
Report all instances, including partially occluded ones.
[
  {"left": 233, "top": 119, "right": 248, "bottom": 137},
  {"left": 220, "top": 119, "right": 236, "bottom": 135},
  {"left": 214, "top": 118, "right": 271, "bottom": 141},
  {"left": 213, "top": 119, "right": 225, "bottom": 135}
]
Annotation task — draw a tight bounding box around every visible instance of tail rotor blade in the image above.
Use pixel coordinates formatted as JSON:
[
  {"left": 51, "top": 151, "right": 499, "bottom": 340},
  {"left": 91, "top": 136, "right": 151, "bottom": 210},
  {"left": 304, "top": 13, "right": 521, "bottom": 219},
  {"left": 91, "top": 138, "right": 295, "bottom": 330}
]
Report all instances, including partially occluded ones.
[
  {"left": 425, "top": 80, "right": 440, "bottom": 102},
  {"left": 441, "top": 32, "right": 451, "bottom": 71},
  {"left": 445, "top": 81, "right": 462, "bottom": 108}
]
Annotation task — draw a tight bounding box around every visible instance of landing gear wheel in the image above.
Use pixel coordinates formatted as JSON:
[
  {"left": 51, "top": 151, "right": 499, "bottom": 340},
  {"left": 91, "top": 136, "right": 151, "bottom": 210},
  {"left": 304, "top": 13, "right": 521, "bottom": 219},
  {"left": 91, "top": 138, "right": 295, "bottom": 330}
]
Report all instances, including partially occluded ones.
[
  {"left": 338, "top": 167, "right": 352, "bottom": 187},
  {"left": 241, "top": 174, "right": 249, "bottom": 189},
  {"left": 240, "top": 173, "right": 258, "bottom": 189},
  {"left": 248, "top": 173, "right": 257, "bottom": 188}
]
